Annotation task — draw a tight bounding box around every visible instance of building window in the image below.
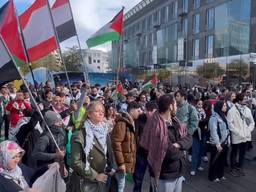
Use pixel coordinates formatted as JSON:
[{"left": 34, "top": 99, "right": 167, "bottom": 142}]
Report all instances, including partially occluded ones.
[
  {"left": 136, "top": 22, "right": 141, "bottom": 33},
  {"left": 168, "top": 23, "right": 177, "bottom": 41},
  {"left": 142, "top": 35, "right": 147, "bottom": 49},
  {"left": 148, "top": 33, "right": 153, "bottom": 47},
  {"left": 88, "top": 56, "right": 92, "bottom": 64},
  {"left": 181, "top": 17, "right": 188, "bottom": 36},
  {"left": 97, "top": 60, "right": 100, "bottom": 63},
  {"left": 147, "top": 15, "right": 152, "bottom": 30},
  {"left": 168, "top": 4, "right": 172, "bottom": 21},
  {"left": 93, "top": 59, "right": 96, "bottom": 63},
  {"left": 153, "top": 11, "right": 159, "bottom": 25},
  {"left": 206, "top": 35, "right": 214, "bottom": 58},
  {"left": 142, "top": 18, "right": 146, "bottom": 32},
  {"left": 193, "top": 0, "right": 200, "bottom": 9},
  {"left": 182, "top": 0, "right": 188, "bottom": 13},
  {"left": 206, "top": 8, "right": 214, "bottom": 29},
  {"left": 171, "top": 1, "right": 178, "bottom": 18},
  {"left": 193, "top": 13, "right": 200, "bottom": 34},
  {"left": 193, "top": 39, "right": 200, "bottom": 59},
  {"left": 206, "top": 0, "right": 215, "bottom": 3},
  {"left": 160, "top": 7, "right": 167, "bottom": 24}
]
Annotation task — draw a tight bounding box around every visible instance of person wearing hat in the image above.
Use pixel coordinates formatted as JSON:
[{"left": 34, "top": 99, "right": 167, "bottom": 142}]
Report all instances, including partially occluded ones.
[
  {"left": 31, "top": 110, "right": 66, "bottom": 169},
  {"left": 111, "top": 101, "right": 142, "bottom": 192}
]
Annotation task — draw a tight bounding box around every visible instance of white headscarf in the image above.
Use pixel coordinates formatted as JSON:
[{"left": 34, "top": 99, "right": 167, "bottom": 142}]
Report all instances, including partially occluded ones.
[{"left": 0, "top": 140, "right": 29, "bottom": 189}]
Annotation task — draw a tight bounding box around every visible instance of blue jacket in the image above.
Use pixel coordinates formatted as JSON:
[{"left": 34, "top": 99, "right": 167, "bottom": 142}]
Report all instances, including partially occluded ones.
[{"left": 208, "top": 112, "right": 230, "bottom": 145}]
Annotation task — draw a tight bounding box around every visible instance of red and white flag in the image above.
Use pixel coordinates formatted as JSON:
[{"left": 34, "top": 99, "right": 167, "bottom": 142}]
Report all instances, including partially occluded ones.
[
  {"left": 51, "top": 0, "right": 76, "bottom": 42},
  {"left": 20, "top": 0, "right": 57, "bottom": 62}
]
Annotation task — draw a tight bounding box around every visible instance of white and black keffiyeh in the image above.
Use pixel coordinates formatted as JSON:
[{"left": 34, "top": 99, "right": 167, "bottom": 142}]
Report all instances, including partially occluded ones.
[{"left": 83, "top": 120, "right": 108, "bottom": 170}]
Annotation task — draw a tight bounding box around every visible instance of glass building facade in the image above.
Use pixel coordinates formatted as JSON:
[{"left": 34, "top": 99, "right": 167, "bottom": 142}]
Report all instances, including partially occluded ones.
[{"left": 112, "top": 0, "right": 256, "bottom": 88}]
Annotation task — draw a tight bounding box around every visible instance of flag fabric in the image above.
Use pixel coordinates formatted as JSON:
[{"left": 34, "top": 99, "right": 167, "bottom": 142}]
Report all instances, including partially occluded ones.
[
  {"left": 51, "top": 0, "right": 76, "bottom": 42},
  {"left": 0, "top": 37, "right": 21, "bottom": 86},
  {"left": 0, "top": 0, "right": 27, "bottom": 66},
  {"left": 86, "top": 8, "right": 124, "bottom": 48},
  {"left": 20, "top": 0, "right": 57, "bottom": 62},
  {"left": 111, "top": 83, "right": 123, "bottom": 100},
  {"left": 117, "top": 83, "right": 123, "bottom": 93},
  {"left": 141, "top": 74, "right": 158, "bottom": 91}
]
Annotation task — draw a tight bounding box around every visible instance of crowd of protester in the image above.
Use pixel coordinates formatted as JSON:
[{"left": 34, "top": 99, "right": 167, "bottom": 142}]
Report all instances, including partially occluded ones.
[{"left": 0, "top": 79, "right": 255, "bottom": 192}]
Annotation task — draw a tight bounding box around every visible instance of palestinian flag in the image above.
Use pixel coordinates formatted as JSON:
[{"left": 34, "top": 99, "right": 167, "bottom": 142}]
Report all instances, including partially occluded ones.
[
  {"left": 142, "top": 73, "right": 158, "bottom": 91},
  {"left": 20, "top": 0, "right": 58, "bottom": 62},
  {"left": 111, "top": 83, "right": 123, "bottom": 100},
  {"left": 0, "top": 0, "right": 27, "bottom": 66},
  {"left": 86, "top": 8, "right": 124, "bottom": 48},
  {"left": 51, "top": 0, "right": 76, "bottom": 42},
  {"left": 0, "top": 36, "right": 21, "bottom": 86}
]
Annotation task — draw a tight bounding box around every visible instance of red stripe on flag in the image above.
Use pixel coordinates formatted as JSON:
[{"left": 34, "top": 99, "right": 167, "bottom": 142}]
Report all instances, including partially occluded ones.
[
  {"left": 151, "top": 73, "right": 158, "bottom": 86},
  {"left": 27, "top": 37, "right": 57, "bottom": 62},
  {"left": 52, "top": 0, "right": 69, "bottom": 9},
  {"left": 0, "top": 0, "right": 27, "bottom": 63},
  {"left": 20, "top": 0, "right": 46, "bottom": 29},
  {"left": 110, "top": 8, "right": 124, "bottom": 35}
]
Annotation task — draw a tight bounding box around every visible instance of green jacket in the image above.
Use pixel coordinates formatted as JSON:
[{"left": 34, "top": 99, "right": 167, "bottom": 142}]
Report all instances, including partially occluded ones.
[
  {"left": 176, "top": 101, "right": 198, "bottom": 135},
  {"left": 69, "top": 127, "right": 114, "bottom": 192}
]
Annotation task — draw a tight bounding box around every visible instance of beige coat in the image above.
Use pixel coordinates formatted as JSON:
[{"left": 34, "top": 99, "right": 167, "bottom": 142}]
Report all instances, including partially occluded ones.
[{"left": 227, "top": 104, "right": 255, "bottom": 144}]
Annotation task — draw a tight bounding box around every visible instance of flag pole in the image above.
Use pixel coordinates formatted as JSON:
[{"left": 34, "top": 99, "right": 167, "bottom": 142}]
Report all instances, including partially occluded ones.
[
  {"left": 116, "top": 7, "right": 124, "bottom": 85},
  {"left": 116, "top": 37, "right": 123, "bottom": 84},
  {"left": 45, "top": 0, "right": 73, "bottom": 98},
  {"left": 12, "top": 1, "right": 40, "bottom": 101},
  {"left": 66, "top": 0, "right": 89, "bottom": 83},
  {"left": 0, "top": 34, "right": 61, "bottom": 151}
]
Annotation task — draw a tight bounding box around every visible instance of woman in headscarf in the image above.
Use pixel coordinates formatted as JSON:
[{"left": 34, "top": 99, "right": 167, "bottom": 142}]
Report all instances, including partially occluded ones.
[
  {"left": 0, "top": 140, "right": 45, "bottom": 192},
  {"left": 70, "top": 101, "right": 115, "bottom": 192},
  {"left": 208, "top": 100, "right": 230, "bottom": 182}
]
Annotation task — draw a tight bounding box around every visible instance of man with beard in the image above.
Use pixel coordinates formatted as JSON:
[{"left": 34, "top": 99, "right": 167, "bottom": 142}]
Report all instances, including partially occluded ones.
[
  {"left": 140, "top": 94, "right": 192, "bottom": 192},
  {"left": 89, "top": 86, "right": 100, "bottom": 101}
]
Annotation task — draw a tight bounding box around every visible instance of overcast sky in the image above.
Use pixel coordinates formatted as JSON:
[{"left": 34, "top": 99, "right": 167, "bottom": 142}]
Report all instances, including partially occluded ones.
[{"left": 0, "top": 0, "right": 141, "bottom": 52}]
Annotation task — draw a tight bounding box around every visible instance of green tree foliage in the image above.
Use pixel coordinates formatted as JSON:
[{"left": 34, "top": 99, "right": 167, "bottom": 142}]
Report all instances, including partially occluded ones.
[
  {"left": 62, "top": 46, "right": 82, "bottom": 72},
  {"left": 227, "top": 59, "right": 249, "bottom": 78},
  {"left": 197, "top": 62, "right": 225, "bottom": 79},
  {"left": 19, "top": 51, "right": 62, "bottom": 75}
]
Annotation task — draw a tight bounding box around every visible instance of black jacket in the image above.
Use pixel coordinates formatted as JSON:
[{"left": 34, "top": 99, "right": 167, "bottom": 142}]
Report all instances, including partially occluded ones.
[
  {"left": 31, "top": 126, "right": 66, "bottom": 168},
  {"left": 0, "top": 164, "right": 47, "bottom": 192},
  {"left": 160, "top": 119, "right": 192, "bottom": 180}
]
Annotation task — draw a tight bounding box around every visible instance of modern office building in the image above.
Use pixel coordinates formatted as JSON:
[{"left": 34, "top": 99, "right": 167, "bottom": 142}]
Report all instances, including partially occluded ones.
[{"left": 112, "top": 0, "right": 256, "bottom": 87}]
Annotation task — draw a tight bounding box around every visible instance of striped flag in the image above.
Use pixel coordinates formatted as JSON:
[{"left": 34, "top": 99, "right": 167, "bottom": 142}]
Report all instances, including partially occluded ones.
[
  {"left": 0, "top": 0, "right": 27, "bottom": 66},
  {"left": 86, "top": 8, "right": 124, "bottom": 48},
  {"left": 51, "top": 0, "right": 76, "bottom": 42},
  {"left": 0, "top": 36, "right": 20, "bottom": 86},
  {"left": 20, "top": 0, "right": 57, "bottom": 62}
]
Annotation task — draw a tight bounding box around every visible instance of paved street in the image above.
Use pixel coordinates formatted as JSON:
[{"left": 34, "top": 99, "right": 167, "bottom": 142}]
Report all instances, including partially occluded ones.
[{"left": 126, "top": 133, "right": 256, "bottom": 192}]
